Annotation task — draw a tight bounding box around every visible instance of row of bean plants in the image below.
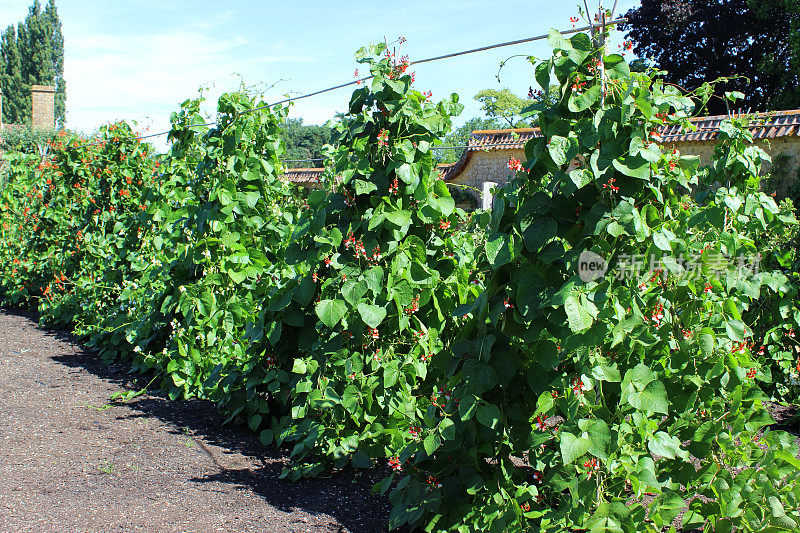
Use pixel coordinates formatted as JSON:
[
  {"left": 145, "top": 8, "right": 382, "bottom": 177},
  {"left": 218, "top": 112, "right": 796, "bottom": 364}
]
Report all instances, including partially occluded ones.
[{"left": 2, "top": 34, "right": 800, "bottom": 531}]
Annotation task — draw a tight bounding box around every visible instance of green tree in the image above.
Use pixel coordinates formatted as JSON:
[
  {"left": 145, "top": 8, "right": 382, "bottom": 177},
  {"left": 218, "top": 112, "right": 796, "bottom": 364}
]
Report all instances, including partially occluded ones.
[
  {"left": 280, "top": 118, "right": 333, "bottom": 168},
  {"left": 1, "top": 26, "right": 23, "bottom": 124},
  {"left": 434, "top": 116, "right": 504, "bottom": 165},
  {"left": 474, "top": 88, "right": 530, "bottom": 127},
  {"left": 1, "top": 0, "right": 66, "bottom": 126},
  {"left": 44, "top": 0, "right": 65, "bottom": 126},
  {"left": 624, "top": 0, "right": 800, "bottom": 113}
]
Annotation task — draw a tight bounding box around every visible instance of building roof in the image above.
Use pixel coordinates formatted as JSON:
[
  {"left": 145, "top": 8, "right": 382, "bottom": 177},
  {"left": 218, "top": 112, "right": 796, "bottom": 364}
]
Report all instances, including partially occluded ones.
[
  {"left": 659, "top": 109, "right": 800, "bottom": 142},
  {"left": 280, "top": 110, "right": 800, "bottom": 185},
  {"left": 439, "top": 129, "right": 534, "bottom": 181},
  {"left": 281, "top": 167, "right": 325, "bottom": 185},
  {"left": 440, "top": 109, "right": 800, "bottom": 181}
]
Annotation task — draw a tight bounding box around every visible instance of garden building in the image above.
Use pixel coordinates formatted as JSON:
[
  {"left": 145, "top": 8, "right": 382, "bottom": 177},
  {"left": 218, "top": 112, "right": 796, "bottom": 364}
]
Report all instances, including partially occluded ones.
[{"left": 279, "top": 110, "right": 800, "bottom": 209}]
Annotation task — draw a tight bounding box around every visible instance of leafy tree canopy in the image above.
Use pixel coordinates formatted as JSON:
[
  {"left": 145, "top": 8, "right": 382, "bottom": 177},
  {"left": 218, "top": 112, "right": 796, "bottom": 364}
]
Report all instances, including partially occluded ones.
[
  {"left": 1, "top": 0, "right": 65, "bottom": 126},
  {"left": 474, "top": 88, "right": 531, "bottom": 127},
  {"left": 280, "top": 117, "right": 333, "bottom": 168},
  {"left": 623, "top": 0, "right": 800, "bottom": 114}
]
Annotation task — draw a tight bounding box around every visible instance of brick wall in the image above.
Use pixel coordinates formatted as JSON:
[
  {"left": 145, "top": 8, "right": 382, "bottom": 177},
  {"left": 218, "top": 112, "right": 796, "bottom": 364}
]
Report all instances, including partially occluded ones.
[
  {"left": 449, "top": 137, "right": 800, "bottom": 208},
  {"left": 30, "top": 85, "right": 55, "bottom": 129},
  {"left": 673, "top": 137, "right": 800, "bottom": 194},
  {"left": 447, "top": 148, "right": 526, "bottom": 206}
]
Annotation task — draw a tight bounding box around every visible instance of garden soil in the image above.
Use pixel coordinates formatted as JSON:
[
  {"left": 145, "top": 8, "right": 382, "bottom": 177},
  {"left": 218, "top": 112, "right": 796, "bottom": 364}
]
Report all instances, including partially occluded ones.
[{"left": 0, "top": 308, "right": 392, "bottom": 533}]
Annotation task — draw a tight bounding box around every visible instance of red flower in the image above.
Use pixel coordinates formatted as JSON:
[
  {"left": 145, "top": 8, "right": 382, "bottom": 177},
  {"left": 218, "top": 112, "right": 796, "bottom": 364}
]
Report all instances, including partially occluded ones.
[
  {"left": 507, "top": 158, "right": 523, "bottom": 172},
  {"left": 439, "top": 219, "right": 451, "bottom": 230},
  {"left": 388, "top": 457, "right": 402, "bottom": 471},
  {"left": 602, "top": 177, "right": 620, "bottom": 193},
  {"left": 377, "top": 129, "right": 389, "bottom": 148},
  {"left": 583, "top": 458, "right": 599, "bottom": 479},
  {"left": 569, "top": 16, "right": 579, "bottom": 27},
  {"left": 405, "top": 294, "right": 420, "bottom": 315},
  {"left": 746, "top": 368, "right": 756, "bottom": 379},
  {"left": 427, "top": 475, "right": 442, "bottom": 489}
]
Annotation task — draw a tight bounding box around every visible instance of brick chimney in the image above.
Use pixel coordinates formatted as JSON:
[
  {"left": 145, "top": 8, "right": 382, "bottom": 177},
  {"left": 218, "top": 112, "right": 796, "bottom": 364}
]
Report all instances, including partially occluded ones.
[{"left": 31, "top": 85, "right": 55, "bottom": 129}]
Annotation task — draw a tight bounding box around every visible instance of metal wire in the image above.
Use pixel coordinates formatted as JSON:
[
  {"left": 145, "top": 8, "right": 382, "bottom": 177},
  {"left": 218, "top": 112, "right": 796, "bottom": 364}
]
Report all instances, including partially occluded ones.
[{"left": 68, "top": 20, "right": 625, "bottom": 148}]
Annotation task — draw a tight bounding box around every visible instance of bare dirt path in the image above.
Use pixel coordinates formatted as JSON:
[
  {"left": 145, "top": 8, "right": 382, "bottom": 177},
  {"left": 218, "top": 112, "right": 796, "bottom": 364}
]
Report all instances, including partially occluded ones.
[{"left": 0, "top": 308, "right": 391, "bottom": 533}]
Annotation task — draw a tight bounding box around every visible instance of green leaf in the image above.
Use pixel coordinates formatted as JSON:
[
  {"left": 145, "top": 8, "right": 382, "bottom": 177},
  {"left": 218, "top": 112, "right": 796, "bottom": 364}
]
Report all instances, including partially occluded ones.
[
  {"left": 537, "top": 340, "right": 560, "bottom": 369},
  {"left": 430, "top": 195, "right": 455, "bottom": 216},
  {"left": 315, "top": 299, "right": 347, "bottom": 328},
  {"left": 564, "top": 294, "right": 593, "bottom": 332},
  {"left": 353, "top": 179, "right": 377, "bottom": 195},
  {"left": 363, "top": 266, "right": 384, "bottom": 296},
  {"left": 459, "top": 395, "right": 478, "bottom": 421},
  {"left": 568, "top": 85, "right": 601, "bottom": 112},
  {"left": 439, "top": 418, "right": 456, "bottom": 440},
  {"left": 769, "top": 496, "right": 798, "bottom": 529},
  {"left": 653, "top": 232, "right": 671, "bottom": 251},
  {"left": 568, "top": 168, "right": 593, "bottom": 189},
  {"left": 385, "top": 210, "right": 411, "bottom": 228},
  {"left": 259, "top": 429, "right": 274, "bottom": 446},
  {"left": 560, "top": 432, "right": 591, "bottom": 464},
  {"left": 613, "top": 155, "right": 651, "bottom": 179},
  {"left": 522, "top": 218, "right": 557, "bottom": 252},
  {"left": 548, "top": 136, "right": 571, "bottom": 166},
  {"left": 396, "top": 163, "right": 415, "bottom": 184},
  {"left": 699, "top": 332, "right": 715, "bottom": 358},
  {"left": 648, "top": 431, "right": 684, "bottom": 459},
  {"left": 547, "top": 29, "right": 570, "bottom": 51},
  {"left": 248, "top": 414, "right": 262, "bottom": 432},
  {"left": 423, "top": 433, "right": 441, "bottom": 455},
  {"left": 578, "top": 419, "right": 611, "bottom": 460},
  {"left": 357, "top": 302, "right": 386, "bottom": 329},
  {"left": 485, "top": 232, "right": 518, "bottom": 268},
  {"left": 383, "top": 360, "right": 399, "bottom": 388},
  {"left": 341, "top": 280, "right": 368, "bottom": 306},
  {"left": 627, "top": 380, "right": 668, "bottom": 414},
  {"left": 476, "top": 403, "right": 501, "bottom": 429}
]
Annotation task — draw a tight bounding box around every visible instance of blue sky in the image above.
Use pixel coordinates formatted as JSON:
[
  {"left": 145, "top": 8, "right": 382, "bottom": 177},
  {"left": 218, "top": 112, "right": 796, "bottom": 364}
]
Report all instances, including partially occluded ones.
[{"left": 1, "top": 0, "right": 640, "bottom": 148}]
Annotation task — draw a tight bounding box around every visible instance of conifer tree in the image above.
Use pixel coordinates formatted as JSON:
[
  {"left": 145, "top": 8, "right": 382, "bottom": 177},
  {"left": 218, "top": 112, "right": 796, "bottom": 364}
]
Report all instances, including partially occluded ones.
[
  {"left": 0, "top": 0, "right": 66, "bottom": 126},
  {"left": 0, "top": 25, "right": 23, "bottom": 124}
]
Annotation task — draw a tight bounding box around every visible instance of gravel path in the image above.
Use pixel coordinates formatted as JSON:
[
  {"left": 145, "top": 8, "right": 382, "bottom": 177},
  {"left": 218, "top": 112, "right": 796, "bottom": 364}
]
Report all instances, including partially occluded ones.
[{"left": 0, "top": 308, "right": 391, "bottom": 533}]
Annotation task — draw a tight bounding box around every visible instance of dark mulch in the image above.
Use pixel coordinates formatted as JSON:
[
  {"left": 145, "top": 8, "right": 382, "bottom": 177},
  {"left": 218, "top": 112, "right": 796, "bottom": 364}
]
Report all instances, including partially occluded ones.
[{"left": 0, "top": 307, "right": 392, "bottom": 533}]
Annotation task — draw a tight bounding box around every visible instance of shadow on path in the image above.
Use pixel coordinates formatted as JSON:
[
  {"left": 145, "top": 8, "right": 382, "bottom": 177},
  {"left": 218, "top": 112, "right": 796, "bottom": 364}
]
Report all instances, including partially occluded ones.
[{"left": 7, "top": 306, "right": 395, "bottom": 533}]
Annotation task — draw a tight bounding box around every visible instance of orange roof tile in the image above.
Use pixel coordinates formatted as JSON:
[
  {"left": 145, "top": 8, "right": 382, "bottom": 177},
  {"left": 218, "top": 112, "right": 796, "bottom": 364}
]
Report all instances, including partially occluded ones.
[
  {"left": 659, "top": 109, "right": 800, "bottom": 142},
  {"left": 441, "top": 109, "right": 800, "bottom": 182},
  {"left": 282, "top": 167, "right": 324, "bottom": 184}
]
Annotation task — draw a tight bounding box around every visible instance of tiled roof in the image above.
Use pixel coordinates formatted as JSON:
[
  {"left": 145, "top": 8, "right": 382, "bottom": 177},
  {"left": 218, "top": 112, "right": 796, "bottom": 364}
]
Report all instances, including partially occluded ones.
[
  {"left": 659, "top": 110, "right": 800, "bottom": 142},
  {"left": 281, "top": 111, "right": 800, "bottom": 185},
  {"left": 464, "top": 128, "right": 541, "bottom": 150},
  {"left": 441, "top": 110, "right": 800, "bottom": 182},
  {"left": 439, "top": 129, "right": 536, "bottom": 181},
  {"left": 282, "top": 167, "right": 324, "bottom": 184}
]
